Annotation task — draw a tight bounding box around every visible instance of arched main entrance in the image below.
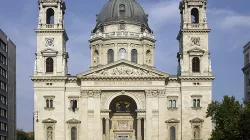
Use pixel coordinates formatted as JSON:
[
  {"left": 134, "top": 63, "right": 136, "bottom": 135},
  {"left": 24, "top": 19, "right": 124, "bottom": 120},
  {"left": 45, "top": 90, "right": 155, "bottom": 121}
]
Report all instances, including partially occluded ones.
[{"left": 109, "top": 95, "right": 137, "bottom": 140}]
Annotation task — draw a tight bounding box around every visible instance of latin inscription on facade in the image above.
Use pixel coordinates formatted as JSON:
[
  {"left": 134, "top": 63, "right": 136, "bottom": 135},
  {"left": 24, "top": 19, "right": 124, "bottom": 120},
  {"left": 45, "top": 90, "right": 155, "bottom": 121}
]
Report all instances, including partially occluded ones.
[{"left": 94, "top": 81, "right": 152, "bottom": 86}]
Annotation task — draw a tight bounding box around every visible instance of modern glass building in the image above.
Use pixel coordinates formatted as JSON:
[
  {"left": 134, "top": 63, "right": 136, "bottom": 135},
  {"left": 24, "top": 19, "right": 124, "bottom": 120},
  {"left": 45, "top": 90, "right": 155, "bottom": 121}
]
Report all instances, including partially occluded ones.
[{"left": 0, "top": 29, "right": 16, "bottom": 140}]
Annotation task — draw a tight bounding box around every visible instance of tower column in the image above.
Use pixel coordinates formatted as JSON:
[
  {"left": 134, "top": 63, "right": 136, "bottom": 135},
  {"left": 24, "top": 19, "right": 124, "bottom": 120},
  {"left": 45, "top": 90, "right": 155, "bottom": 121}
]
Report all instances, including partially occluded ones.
[
  {"left": 137, "top": 117, "right": 142, "bottom": 140},
  {"left": 105, "top": 118, "right": 110, "bottom": 140}
]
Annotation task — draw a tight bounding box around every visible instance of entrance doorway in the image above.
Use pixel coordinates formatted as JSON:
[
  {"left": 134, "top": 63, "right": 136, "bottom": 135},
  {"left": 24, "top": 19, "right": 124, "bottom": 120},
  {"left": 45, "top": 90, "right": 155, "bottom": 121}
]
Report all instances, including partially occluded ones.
[{"left": 109, "top": 95, "right": 137, "bottom": 140}]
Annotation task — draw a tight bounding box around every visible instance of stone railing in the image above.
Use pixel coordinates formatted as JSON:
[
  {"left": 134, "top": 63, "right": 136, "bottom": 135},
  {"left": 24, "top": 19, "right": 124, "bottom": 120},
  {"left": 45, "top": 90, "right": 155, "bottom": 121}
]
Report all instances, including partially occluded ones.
[
  {"left": 38, "top": 24, "right": 64, "bottom": 29},
  {"left": 183, "top": 23, "right": 208, "bottom": 29},
  {"left": 39, "top": 0, "right": 59, "bottom": 3},
  {"left": 90, "top": 31, "right": 155, "bottom": 40}
]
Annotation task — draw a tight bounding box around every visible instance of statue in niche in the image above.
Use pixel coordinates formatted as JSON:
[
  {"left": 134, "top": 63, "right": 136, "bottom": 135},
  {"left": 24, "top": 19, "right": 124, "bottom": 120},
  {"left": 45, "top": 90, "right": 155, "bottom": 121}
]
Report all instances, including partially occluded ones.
[
  {"left": 47, "top": 127, "right": 53, "bottom": 140},
  {"left": 93, "top": 50, "right": 99, "bottom": 64},
  {"left": 146, "top": 50, "right": 152, "bottom": 64}
]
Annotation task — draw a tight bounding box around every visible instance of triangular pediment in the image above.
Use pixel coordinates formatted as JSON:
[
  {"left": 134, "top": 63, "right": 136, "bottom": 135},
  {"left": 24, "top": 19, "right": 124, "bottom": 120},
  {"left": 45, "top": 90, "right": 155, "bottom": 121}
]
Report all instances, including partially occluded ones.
[
  {"left": 66, "top": 118, "right": 81, "bottom": 124},
  {"left": 187, "top": 47, "right": 205, "bottom": 53},
  {"left": 41, "top": 48, "right": 58, "bottom": 54},
  {"left": 189, "top": 117, "right": 204, "bottom": 123},
  {"left": 42, "top": 118, "right": 57, "bottom": 123},
  {"left": 166, "top": 118, "right": 180, "bottom": 123},
  {"left": 77, "top": 60, "right": 169, "bottom": 78}
]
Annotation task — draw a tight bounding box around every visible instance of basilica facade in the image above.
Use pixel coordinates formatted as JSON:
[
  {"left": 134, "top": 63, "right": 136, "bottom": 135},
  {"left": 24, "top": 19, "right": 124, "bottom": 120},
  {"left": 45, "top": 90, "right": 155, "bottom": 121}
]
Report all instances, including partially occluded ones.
[{"left": 31, "top": 0, "right": 214, "bottom": 140}]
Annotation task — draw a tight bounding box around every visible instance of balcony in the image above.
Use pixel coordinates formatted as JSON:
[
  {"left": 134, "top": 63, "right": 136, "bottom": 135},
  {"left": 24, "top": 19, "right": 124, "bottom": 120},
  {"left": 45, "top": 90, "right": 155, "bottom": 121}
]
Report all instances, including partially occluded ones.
[{"left": 90, "top": 31, "right": 155, "bottom": 40}]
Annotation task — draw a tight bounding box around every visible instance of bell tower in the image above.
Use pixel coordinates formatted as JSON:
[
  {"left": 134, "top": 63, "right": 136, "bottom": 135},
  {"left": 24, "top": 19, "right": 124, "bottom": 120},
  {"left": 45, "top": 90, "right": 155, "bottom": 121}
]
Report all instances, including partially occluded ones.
[
  {"left": 177, "top": 0, "right": 212, "bottom": 76},
  {"left": 34, "top": 0, "right": 69, "bottom": 76}
]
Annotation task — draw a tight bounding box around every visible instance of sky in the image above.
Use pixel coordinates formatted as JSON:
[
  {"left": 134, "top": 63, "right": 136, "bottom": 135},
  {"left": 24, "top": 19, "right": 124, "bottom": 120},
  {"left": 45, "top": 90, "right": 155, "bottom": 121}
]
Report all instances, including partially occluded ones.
[{"left": 0, "top": 0, "right": 249, "bottom": 132}]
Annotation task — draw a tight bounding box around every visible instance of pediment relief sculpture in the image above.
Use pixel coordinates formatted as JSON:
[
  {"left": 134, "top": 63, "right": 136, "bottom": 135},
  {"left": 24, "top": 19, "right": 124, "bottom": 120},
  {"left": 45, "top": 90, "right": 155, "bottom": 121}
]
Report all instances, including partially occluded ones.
[
  {"left": 88, "top": 64, "right": 158, "bottom": 77},
  {"left": 66, "top": 118, "right": 81, "bottom": 124},
  {"left": 42, "top": 118, "right": 57, "bottom": 123}
]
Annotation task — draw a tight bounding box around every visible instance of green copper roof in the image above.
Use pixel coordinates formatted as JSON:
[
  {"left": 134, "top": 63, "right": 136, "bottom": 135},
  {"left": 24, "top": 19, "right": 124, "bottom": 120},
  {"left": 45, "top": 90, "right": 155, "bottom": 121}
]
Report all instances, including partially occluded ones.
[{"left": 95, "top": 0, "right": 149, "bottom": 29}]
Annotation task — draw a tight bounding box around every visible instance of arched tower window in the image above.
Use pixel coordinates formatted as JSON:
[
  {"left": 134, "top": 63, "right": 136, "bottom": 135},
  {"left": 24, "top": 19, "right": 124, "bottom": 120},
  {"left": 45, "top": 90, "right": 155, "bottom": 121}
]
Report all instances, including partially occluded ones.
[
  {"left": 173, "top": 100, "right": 176, "bottom": 108},
  {"left": 193, "top": 99, "right": 197, "bottom": 107},
  {"left": 46, "top": 57, "right": 54, "bottom": 73},
  {"left": 192, "top": 57, "right": 200, "bottom": 72},
  {"left": 119, "top": 48, "right": 126, "bottom": 60},
  {"left": 191, "top": 8, "right": 199, "bottom": 24},
  {"left": 170, "top": 126, "right": 176, "bottom": 140},
  {"left": 71, "top": 127, "right": 77, "bottom": 140},
  {"left": 194, "top": 126, "right": 200, "bottom": 139},
  {"left": 197, "top": 99, "right": 200, "bottom": 107},
  {"left": 119, "top": 4, "right": 125, "bottom": 17},
  {"left": 47, "top": 127, "right": 53, "bottom": 140},
  {"left": 46, "top": 100, "right": 49, "bottom": 108},
  {"left": 107, "top": 49, "right": 114, "bottom": 64},
  {"left": 46, "top": 8, "right": 55, "bottom": 24},
  {"left": 131, "top": 49, "right": 138, "bottom": 63}
]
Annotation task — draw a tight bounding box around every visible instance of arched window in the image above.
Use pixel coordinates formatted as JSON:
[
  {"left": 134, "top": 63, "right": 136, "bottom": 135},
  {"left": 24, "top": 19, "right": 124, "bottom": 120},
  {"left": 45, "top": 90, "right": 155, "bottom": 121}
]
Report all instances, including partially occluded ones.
[
  {"left": 47, "top": 127, "right": 53, "bottom": 140},
  {"left": 170, "top": 126, "right": 176, "bottom": 140},
  {"left": 46, "top": 8, "right": 55, "bottom": 24},
  {"left": 46, "top": 100, "right": 50, "bottom": 108},
  {"left": 131, "top": 49, "right": 138, "bottom": 63},
  {"left": 71, "top": 127, "right": 77, "bottom": 140},
  {"left": 173, "top": 100, "right": 176, "bottom": 108},
  {"left": 194, "top": 126, "right": 200, "bottom": 139},
  {"left": 168, "top": 100, "right": 172, "bottom": 108},
  {"left": 197, "top": 99, "right": 200, "bottom": 107},
  {"left": 191, "top": 8, "right": 199, "bottom": 24},
  {"left": 193, "top": 99, "right": 197, "bottom": 107},
  {"left": 50, "top": 100, "right": 53, "bottom": 108},
  {"left": 192, "top": 57, "right": 200, "bottom": 72},
  {"left": 46, "top": 57, "right": 54, "bottom": 73},
  {"left": 107, "top": 49, "right": 114, "bottom": 64},
  {"left": 119, "top": 48, "right": 126, "bottom": 60}
]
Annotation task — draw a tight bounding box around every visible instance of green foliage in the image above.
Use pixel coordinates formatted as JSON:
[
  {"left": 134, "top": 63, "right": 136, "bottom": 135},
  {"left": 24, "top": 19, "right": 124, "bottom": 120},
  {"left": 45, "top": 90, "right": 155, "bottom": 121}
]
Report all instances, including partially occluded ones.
[
  {"left": 17, "top": 129, "right": 33, "bottom": 140},
  {"left": 206, "top": 96, "right": 250, "bottom": 140}
]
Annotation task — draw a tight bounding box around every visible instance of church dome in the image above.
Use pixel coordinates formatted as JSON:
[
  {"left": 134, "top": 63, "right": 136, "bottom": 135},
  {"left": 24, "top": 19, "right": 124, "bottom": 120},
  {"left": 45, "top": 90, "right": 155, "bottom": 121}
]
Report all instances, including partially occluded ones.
[{"left": 95, "top": 0, "right": 150, "bottom": 30}]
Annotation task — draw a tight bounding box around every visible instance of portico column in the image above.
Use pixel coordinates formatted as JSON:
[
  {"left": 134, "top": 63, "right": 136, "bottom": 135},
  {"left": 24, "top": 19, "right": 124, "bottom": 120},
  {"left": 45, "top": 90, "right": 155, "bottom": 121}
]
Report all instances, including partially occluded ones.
[
  {"left": 137, "top": 117, "right": 142, "bottom": 140},
  {"left": 105, "top": 118, "right": 110, "bottom": 140}
]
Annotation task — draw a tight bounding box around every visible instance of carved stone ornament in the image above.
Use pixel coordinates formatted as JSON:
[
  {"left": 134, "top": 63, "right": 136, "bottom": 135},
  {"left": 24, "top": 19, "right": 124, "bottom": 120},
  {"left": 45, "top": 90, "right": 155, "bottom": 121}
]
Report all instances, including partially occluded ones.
[
  {"left": 45, "top": 38, "right": 54, "bottom": 47},
  {"left": 88, "top": 64, "right": 158, "bottom": 77},
  {"left": 191, "top": 37, "right": 200, "bottom": 46},
  {"left": 81, "top": 90, "right": 101, "bottom": 98},
  {"left": 146, "top": 90, "right": 166, "bottom": 98}
]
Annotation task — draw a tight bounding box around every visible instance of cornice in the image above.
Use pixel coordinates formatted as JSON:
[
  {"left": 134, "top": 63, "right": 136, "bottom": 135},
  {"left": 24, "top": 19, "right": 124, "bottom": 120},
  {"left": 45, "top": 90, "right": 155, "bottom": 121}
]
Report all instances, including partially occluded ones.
[
  {"left": 89, "top": 36, "right": 155, "bottom": 43},
  {"left": 31, "top": 76, "right": 68, "bottom": 82},
  {"left": 81, "top": 76, "right": 166, "bottom": 81},
  {"left": 181, "top": 29, "right": 211, "bottom": 33}
]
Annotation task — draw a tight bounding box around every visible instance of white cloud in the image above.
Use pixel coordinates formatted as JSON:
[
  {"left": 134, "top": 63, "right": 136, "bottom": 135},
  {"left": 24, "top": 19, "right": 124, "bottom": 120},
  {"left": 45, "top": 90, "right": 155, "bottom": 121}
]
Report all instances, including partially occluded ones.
[{"left": 208, "top": 9, "right": 250, "bottom": 29}]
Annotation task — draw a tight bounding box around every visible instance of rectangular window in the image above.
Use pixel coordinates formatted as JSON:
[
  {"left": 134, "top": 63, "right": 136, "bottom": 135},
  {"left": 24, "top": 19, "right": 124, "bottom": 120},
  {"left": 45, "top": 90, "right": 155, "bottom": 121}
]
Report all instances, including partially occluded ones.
[
  {"left": 0, "top": 96, "right": 7, "bottom": 105},
  {"left": 0, "top": 108, "right": 6, "bottom": 118},
  {"left": 0, "top": 122, "right": 7, "bottom": 131},
  {"left": 0, "top": 82, "right": 6, "bottom": 91},
  {"left": 0, "top": 40, "right": 7, "bottom": 52}
]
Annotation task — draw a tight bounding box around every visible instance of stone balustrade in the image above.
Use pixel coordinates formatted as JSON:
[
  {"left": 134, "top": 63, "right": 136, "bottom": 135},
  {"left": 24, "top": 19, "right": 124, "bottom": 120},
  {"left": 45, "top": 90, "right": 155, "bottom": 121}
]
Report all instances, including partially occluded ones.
[{"left": 90, "top": 31, "right": 155, "bottom": 40}]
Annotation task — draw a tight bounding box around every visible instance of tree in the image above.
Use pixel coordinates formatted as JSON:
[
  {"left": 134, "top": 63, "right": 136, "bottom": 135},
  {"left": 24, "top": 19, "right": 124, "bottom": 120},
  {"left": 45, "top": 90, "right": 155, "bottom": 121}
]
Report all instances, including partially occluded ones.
[
  {"left": 239, "top": 100, "right": 250, "bottom": 140},
  {"left": 17, "top": 129, "right": 29, "bottom": 140},
  {"left": 17, "top": 129, "right": 33, "bottom": 140},
  {"left": 206, "top": 96, "right": 242, "bottom": 140}
]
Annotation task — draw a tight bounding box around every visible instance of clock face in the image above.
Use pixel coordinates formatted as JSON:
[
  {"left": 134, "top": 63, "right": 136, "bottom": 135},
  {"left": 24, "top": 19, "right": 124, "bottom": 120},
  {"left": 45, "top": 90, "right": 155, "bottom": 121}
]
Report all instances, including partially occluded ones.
[{"left": 45, "top": 38, "right": 54, "bottom": 47}]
